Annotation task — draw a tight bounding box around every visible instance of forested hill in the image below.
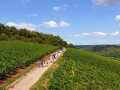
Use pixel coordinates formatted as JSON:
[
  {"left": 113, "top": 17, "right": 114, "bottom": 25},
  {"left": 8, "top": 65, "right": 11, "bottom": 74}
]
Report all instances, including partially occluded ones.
[
  {"left": 76, "top": 45, "right": 120, "bottom": 49},
  {"left": 0, "top": 23, "right": 68, "bottom": 47},
  {"left": 80, "top": 45, "right": 120, "bottom": 60}
]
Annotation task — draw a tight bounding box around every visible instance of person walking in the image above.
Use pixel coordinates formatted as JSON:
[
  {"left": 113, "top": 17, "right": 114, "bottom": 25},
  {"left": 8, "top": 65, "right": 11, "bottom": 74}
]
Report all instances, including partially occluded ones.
[
  {"left": 53, "top": 53, "right": 56, "bottom": 59},
  {"left": 43, "top": 60, "right": 46, "bottom": 67},
  {"left": 55, "top": 52, "right": 58, "bottom": 58},
  {"left": 46, "top": 60, "right": 49, "bottom": 66},
  {"left": 40, "top": 59, "right": 43, "bottom": 67}
]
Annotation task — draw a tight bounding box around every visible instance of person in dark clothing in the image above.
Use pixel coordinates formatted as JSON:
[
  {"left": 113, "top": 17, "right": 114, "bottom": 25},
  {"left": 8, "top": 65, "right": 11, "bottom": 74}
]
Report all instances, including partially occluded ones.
[
  {"left": 40, "top": 59, "right": 44, "bottom": 67},
  {"left": 46, "top": 60, "right": 49, "bottom": 66},
  {"left": 53, "top": 53, "right": 56, "bottom": 59}
]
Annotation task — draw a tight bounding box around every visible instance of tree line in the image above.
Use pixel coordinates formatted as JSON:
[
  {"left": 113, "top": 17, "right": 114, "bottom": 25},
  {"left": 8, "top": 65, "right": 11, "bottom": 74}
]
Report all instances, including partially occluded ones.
[{"left": 0, "top": 23, "right": 75, "bottom": 47}]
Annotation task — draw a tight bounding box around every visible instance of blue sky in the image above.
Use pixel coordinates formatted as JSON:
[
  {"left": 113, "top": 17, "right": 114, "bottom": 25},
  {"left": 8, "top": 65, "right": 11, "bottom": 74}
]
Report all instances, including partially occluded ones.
[{"left": 0, "top": 0, "right": 120, "bottom": 45}]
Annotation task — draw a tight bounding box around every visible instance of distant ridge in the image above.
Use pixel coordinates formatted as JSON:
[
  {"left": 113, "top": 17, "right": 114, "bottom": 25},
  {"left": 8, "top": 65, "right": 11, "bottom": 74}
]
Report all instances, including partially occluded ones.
[{"left": 76, "top": 45, "right": 120, "bottom": 49}]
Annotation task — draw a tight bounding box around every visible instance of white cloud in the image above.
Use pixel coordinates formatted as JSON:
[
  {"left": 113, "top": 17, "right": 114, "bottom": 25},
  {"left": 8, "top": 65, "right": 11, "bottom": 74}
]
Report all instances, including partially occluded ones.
[
  {"left": 92, "top": 0, "right": 120, "bottom": 6},
  {"left": 111, "top": 31, "right": 120, "bottom": 36},
  {"left": 91, "top": 32, "right": 107, "bottom": 36},
  {"left": 7, "top": 22, "right": 17, "bottom": 27},
  {"left": 41, "top": 21, "right": 69, "bottom": 28},
  {"left": 81, "top": 32, "right": 106, "bottom": 37},
  {"left": 73, "top": 34, "right": 81, "bottom": 37},
  {"left": 7, "top": 22, "right": 37, "bottom": 31},
  {"left": 59, "top": 21, "right": 69, "bottom": 27},
  {"left": 81, "top": 33, "right": 91, "bottom": 36},
  {"left": 73, "top": 32, "right": 107, "bottom": 37},
  {"left": 7, "top": 20, "right": 69, "bottom": 31},
  {"left": 53, "top": 6, "right": 61, "bottom": 11},
  {"left": 27, "top": 13, "right": 38, "bottom": 17},
  {"left": 115, "top": 15, "right": 120, "bottom": 22},
  {"left": 73, "top": 31, "right": 120, "bottom": 37},
  {"left": 41, "top": 21, "right": 58, "bottom": 28}
]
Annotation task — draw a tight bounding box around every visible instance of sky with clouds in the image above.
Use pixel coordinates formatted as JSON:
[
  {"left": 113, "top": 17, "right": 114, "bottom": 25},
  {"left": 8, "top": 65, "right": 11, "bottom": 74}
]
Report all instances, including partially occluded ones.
[{"left": 0, "top": 0, "right": 120, "bottom": 45}]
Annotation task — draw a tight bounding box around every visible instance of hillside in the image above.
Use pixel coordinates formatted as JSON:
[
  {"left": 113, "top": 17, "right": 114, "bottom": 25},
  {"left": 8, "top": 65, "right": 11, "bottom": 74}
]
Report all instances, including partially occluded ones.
[
  {"left": 0, "top": 23, "right": 68, "bottom": 47},
  {"left": 0, "top": 23, "right": 69, "bottom": 89},
  {"left": 81, "top": 45, "right": 120, "bottom": 60},
  {"left": 0, "top": 41, "right": 58, "bottom": 80},
  {"left": 32, "top": 48, "right": 120, "bottom": 90}
]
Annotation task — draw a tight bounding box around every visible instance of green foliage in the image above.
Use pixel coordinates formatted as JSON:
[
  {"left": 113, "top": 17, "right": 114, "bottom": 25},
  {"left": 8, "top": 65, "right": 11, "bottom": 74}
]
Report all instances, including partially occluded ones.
[
  {"left": 49, "top": 48, "right": 120, "bottom": 90},
  {"left": 0, "top": 41, "right": 58, "bottom": 79},
  {"left": 0, "top": 34, "right": 9, "bottom": 40},
  {"left": 82, "top": 45, "right": 120, "bottom": 60},
  {"left": 68, "top": 43, "right": 75, "bottom": 48},
  {"left": 0, "top": 23, "right": 68, "bottom": 47},
  {"left": 99, "top": 47, "right": 120, "bottom": 59}
]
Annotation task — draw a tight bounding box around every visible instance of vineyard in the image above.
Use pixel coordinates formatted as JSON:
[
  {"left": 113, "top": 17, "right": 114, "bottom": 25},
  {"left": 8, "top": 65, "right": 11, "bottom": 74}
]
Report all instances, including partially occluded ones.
[
  {"left": 81, "top": 45, "right": 120, "bottom": 60},
  {"left": 0, "top": 41, "right": 58, "bottom": 79},
  {"left": 97, "top": 47, "right": 120, "bottom": 59},
  {"left": 47, "top": 48, "right": 120, "bottom": 90}
]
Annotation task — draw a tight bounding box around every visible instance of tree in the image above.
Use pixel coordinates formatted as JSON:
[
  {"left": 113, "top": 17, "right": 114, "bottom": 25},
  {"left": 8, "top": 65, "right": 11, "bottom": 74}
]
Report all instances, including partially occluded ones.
[
  {"left": 0, "top": 23, "right": 69, "bottom": 47},
  {"left": 68, "top": 43, "right": 75, "bottom": 48}
]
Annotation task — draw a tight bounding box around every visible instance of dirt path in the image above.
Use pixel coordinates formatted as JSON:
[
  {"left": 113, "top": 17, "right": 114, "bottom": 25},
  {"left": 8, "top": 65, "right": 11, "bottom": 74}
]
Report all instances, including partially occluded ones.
[{"left": 6, "top": 49, "right": 66, "bottom": 90}]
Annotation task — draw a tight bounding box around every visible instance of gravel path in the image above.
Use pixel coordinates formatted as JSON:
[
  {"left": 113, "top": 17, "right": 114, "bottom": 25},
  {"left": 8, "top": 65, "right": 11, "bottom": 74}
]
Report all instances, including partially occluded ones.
[{"left": 7, "top": 49, "right": 65, "bottom": 90}]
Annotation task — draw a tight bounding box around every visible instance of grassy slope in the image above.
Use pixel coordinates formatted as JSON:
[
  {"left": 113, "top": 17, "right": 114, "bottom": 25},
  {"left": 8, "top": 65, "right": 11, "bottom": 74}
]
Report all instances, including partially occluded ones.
[
  {"left": 0, "top": 41, "right": 58, "bottom": 89},
  {"left": 82, "top": 46, "right": 120, "bottom": 60},
  {"left": 35, "top": 48, "right": 120, "bottom": 90},
  {"left": 99, "top": 47, "right": 120, "bottom": 59}
]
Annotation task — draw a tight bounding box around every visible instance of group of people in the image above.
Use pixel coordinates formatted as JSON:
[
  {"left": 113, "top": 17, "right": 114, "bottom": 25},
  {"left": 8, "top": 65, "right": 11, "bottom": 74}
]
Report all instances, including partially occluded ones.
[{"left": 39, "top": 48, "right": 65, "bottom": 67}]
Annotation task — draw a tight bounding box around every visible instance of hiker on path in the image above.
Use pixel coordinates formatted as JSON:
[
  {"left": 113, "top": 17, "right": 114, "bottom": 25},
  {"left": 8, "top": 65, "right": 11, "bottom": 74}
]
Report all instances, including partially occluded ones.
[
  {"left": 40, "top": 59, "right": 44, "bottom": 67},
  {"left": 53, "top": 53, "right": 56, "bottom": 59},
  {"left": 46, "top": 60, "right": 49, "bottom": 66},
  {"left": 55, "top": 52, "right": 58, "bottom": 58},
  {"left": 43, "top": 60, "right": 46, "bottom": 67}
]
